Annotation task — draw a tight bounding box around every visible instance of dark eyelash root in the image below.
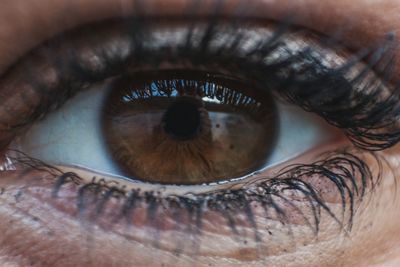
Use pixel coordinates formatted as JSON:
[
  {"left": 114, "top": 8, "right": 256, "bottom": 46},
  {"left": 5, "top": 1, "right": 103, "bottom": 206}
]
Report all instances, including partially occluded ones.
[{"left": 7, "top": 149, "right": 382, "bottom": 248}]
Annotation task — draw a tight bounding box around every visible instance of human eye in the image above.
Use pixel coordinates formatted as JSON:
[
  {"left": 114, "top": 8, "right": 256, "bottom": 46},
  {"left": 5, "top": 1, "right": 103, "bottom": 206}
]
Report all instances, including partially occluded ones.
[{"left": 1, "top": 1, "right": 400, "bottom": 267}]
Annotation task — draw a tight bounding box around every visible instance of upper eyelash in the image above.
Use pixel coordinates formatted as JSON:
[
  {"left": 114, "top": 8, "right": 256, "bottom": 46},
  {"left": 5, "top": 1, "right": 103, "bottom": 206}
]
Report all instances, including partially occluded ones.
[
  {"left": 2, "top": 17, "right": 399, "bottom": 152},
  {"left": 279, "top": 35, "right": 400, "bottom": 151}
]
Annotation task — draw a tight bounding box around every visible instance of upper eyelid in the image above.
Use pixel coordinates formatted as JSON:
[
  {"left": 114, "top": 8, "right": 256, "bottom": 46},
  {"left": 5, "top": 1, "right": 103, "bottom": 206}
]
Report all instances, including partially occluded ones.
[
  {"left": 0, "top": 0, "right": 398, "bottom": 76},
  {"left": 1, "top": 17, "right": 398, "bottom": 152},
  {"left": 0, "top": 3, "right": 397, "bottom": 153}
]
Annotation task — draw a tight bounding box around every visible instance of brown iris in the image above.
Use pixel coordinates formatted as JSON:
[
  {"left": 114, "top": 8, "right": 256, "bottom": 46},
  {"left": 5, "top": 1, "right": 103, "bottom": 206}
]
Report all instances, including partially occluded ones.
[{"left": 102, "top": 71, "right": 278, "bottom": 185}]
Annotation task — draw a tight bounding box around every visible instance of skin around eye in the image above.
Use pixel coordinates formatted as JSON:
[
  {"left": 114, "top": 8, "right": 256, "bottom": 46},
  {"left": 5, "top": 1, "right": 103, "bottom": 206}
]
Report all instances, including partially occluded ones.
[
  {"left": 0, "top": 0, "right": 400, "bottom": 77},
  {"left": 0, "top": 1, "right": 400, "bottom": 267}
]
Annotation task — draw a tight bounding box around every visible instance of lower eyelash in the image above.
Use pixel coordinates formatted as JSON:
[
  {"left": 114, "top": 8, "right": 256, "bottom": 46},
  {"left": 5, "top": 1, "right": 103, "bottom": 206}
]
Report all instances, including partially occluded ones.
[{"left": 4, "top": 148, "right": 382, "bottom": 246}]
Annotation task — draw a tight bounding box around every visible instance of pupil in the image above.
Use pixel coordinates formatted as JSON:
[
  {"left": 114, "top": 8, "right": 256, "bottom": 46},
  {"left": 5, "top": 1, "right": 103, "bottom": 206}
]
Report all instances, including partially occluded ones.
[
  {"left": 102, "top": 71, "right": 278, "bottom": 185},
  {"left": 163, "top": 99, "right": 201, "bottom": 140}
]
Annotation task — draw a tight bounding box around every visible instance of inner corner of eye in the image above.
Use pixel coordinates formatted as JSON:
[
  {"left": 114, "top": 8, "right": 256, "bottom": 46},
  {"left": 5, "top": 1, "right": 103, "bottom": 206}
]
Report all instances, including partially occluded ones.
[{"left": 10, "top": 69, "right": 339, "bottom": 186}]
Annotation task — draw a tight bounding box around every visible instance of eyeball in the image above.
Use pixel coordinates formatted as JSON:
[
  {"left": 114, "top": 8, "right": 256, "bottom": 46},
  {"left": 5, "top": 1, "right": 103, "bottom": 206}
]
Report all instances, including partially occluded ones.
[{"left": 13, "top": 70, "right": 333, "bottom": 185}]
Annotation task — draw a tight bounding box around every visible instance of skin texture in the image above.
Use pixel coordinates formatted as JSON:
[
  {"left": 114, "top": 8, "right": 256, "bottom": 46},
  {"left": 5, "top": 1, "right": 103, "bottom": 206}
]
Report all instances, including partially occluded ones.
[{"left": 0, "top": 0, "right": 400, "bottom": 266}]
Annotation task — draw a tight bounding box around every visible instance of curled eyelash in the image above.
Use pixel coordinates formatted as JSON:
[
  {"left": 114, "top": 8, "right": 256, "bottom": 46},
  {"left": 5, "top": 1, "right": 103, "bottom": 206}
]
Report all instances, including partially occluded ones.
[
  {"left": 6, "top": 149, "right": 381, "bottom": 247},
  {"left": 278, "top": 34, "right": 400, "bottom": 150}
]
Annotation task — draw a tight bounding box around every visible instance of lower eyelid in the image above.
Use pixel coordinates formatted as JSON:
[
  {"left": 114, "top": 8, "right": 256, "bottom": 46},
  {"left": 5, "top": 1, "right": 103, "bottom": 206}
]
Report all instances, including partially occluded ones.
[
  {"left": 0, "top": 141, "right": 381, "bottom": 265},
  {"left": 0, "top": 170, "right": 334, "bottom": 260}
]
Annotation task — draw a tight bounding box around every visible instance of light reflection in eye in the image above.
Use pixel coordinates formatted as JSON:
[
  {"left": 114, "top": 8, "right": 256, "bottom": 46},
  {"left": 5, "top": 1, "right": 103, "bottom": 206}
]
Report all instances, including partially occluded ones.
[
  {"left": 12, "top": 72, "right": 332, "bottom": 185},
  {"left": 202, "top": 96, "right": 222, "bottom": 104},
  {"left": 102, "top": 71, "right": 281, "bottom": 184}
]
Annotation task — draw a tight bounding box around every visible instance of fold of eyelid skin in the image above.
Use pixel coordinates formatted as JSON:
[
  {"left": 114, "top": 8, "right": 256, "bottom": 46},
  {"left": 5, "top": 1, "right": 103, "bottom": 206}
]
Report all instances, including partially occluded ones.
[{"left": 0, "top": 0, "right": 400, "bottom": 76}]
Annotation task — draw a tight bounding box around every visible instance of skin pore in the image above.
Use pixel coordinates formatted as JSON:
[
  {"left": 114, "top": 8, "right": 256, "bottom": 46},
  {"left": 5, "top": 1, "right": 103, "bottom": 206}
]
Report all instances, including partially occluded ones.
[{"left": 0, "top": 0, "right": 400, "bottom": 266}]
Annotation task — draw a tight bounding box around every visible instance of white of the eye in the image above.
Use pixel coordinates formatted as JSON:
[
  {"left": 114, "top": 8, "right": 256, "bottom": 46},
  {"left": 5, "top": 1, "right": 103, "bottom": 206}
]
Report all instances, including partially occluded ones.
[
  {"left": 13, "top": 85, "right": 333, "bottom": 180},
  {"left": 14, "top": 84, "right": 121, "bottom": 176}
]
